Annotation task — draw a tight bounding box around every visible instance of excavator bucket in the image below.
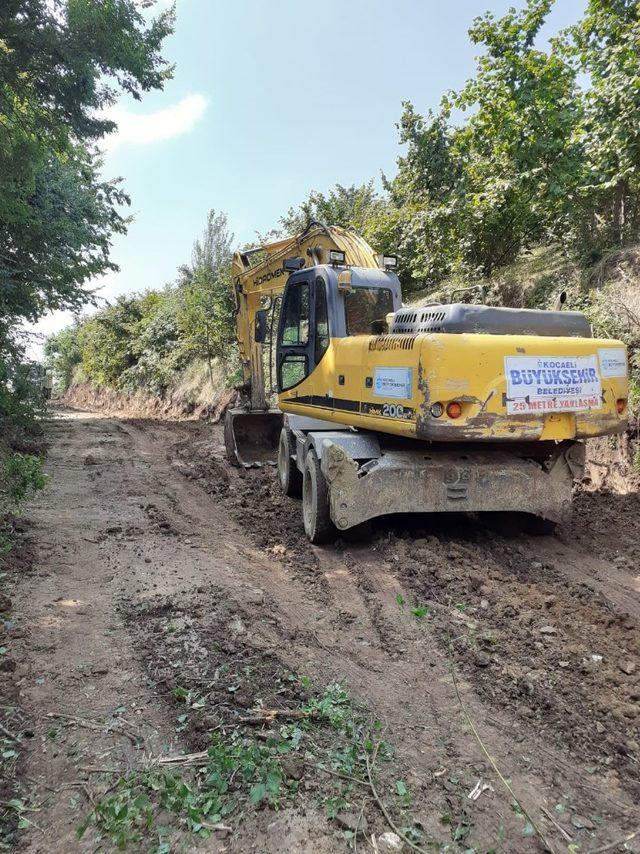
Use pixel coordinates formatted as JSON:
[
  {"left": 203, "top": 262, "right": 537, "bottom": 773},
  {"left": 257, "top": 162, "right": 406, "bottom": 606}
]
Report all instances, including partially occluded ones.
[{"left": 223, "top": 409, "right": 283, "bottom": 467}]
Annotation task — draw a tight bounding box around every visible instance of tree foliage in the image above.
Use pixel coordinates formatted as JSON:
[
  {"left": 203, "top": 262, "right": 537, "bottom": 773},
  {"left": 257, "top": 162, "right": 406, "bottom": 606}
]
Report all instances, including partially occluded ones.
[
  {"left": 176, "top": 210, "right": 235, "bottom": 377},
  {"left": 361, "top": 0, "right": 640, "bottom": 289},
  {"left": 46, "top": 211, "right": 239, "bottom": 396},
  {"left": 565, "top": 0, "right": 640, "bottom": 257},
  {"left": 1, "top": 0, "right": 174, "bottom": 532},
  {"left": 0, "top": 0, "right": 175, "bottom": 325},
  {"left": 277, "top": 183, "right": 383, "bottom": 236}
]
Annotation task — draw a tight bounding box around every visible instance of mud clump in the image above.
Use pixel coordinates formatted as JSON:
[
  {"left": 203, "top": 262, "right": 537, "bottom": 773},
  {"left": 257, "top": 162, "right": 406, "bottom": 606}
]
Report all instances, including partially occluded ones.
[{"left": 171, "top": 438, "right": 231, "bottom": 497}]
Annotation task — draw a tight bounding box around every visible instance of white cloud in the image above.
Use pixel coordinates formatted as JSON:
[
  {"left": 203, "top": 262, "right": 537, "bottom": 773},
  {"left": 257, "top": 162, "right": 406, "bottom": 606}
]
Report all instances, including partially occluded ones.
[{"left": 101, "top": 93, "right": 207, "bottom": 153}]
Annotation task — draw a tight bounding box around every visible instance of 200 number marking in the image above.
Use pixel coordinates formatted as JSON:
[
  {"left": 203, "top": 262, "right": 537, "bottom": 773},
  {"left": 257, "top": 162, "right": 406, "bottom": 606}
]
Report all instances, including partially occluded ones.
[{"left": 382, "top": 403, "right": 405, "bottom": 418}]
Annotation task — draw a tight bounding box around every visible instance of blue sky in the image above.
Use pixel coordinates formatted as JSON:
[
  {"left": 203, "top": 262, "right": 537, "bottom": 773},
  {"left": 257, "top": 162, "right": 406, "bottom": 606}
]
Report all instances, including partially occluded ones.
[{"left": 31, "top": 0, "right": 587, "bottom": 349}]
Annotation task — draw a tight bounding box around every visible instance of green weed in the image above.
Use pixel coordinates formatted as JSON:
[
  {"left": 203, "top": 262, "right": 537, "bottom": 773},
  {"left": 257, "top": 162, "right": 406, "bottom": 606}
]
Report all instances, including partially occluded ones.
[
  {"left": 410, "top": 605, "right": 430, "bottom": 619},
  {"left": 79, "top": 680, "right": 420, "bottom": 850}
]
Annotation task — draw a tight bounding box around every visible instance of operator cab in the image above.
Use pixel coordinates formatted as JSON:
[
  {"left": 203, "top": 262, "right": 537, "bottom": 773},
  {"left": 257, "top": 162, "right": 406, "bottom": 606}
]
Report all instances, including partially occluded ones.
[{"left": 275, "top": 264, "right": 402, "bottom": 393}]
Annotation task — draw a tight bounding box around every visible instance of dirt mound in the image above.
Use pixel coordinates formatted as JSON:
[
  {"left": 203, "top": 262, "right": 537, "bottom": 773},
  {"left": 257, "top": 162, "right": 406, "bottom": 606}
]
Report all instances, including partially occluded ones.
[
  {"left": 63, "top": 380, "right": 240, "bottom": 423},
  {"left": 388, "top": 529, "right": 640, "bottom": 802},
  {"left": 586, "top": 431, "right": 640, "bottom": 493}
]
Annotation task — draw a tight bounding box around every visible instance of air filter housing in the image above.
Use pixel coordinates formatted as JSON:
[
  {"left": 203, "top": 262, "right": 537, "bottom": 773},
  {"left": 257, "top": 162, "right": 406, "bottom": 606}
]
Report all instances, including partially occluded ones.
[{"left": 389, "top": 303, "right": 591, "bottom": 338}]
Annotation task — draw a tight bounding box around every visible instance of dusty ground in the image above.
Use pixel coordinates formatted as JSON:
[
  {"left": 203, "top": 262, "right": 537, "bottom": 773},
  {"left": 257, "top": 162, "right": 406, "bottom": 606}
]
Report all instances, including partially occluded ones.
[{"left": 1, "top": 406, "right": 639, "bottom": 853}]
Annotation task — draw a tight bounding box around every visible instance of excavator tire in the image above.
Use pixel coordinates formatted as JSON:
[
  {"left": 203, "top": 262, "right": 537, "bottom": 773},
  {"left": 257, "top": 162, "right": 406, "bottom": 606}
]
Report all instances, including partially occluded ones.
[
  {"left": 302, "top": 448, "right": 335, "bottom": 544},
  {"left": 278, "top": 427, "right": 302, "bottom": 498}
]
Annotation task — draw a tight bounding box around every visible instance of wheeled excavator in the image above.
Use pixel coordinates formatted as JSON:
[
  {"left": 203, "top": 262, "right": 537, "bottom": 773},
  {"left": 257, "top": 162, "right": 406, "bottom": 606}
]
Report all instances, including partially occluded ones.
[{"left": 224, "top": 222, "right": 629, "bottom": 542}]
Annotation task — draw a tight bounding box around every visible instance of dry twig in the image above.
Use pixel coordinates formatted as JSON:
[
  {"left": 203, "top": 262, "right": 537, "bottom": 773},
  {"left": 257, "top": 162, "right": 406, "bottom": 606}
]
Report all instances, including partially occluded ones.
[
  {"left": 588, "top": 828, "right": 640, "bottom": 854},
  {"left": 447, "top": 635, "right": 555, "bottom": 853},
  {"left": 314, "top": 765, "right": 372, "bottom": 788},
  {"left": 239, "top": 708, "right": 314, "bottom": 724},
  {"left": 0, "top": 722, "right": 20, "bottom": 742},
  {"left": 46, "top": 712, "right": 140, "bottom": 745},
  {"left": 540, "top": 807, "right": 573, "bottom": 844},
  {"left": 364, "top": 739, "right": 426, "bottom": 854},
  {"left": 154, "top": 750, "right": 210, "bottom": 767},
  {"left": 353, "top": 800, "right": 366, "bottom": 854}
]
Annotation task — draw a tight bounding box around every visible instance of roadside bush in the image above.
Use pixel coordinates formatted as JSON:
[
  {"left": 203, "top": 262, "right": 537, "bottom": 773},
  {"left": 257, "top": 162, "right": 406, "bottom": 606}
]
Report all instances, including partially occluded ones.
[
  {"left": 1, "top": 453, "right": 47, "bottom": 514},
  {"left": 47, "top": 211, "right": 240, "bottom": 400},
  {"left": 582, "top": 253, "right": 640, "bottom": 421},
  {"left": 0, "top": 451, "right": 48, "bottom": 555}
]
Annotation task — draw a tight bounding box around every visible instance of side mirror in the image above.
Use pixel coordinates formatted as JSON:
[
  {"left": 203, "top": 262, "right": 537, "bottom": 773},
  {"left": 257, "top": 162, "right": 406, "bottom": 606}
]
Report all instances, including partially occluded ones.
[
  {"left": 283, "top": 256, "right": 305, "bottom": 272},
  {"left": 254, "top": 309, "right": 268, "bottom": 344}
]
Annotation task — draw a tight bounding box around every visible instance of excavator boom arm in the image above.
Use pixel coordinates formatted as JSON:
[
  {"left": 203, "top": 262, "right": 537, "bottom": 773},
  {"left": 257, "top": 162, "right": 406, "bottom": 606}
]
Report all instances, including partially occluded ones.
[{"left": 231, "top": 222, "right": 379, "bottom": 408}]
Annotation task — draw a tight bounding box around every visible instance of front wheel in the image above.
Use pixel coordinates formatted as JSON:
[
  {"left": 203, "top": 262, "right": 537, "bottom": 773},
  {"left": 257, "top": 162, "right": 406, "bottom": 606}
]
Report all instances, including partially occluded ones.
[
  {"left": 277, "top": 427, "right": 302, "bottom": 497},
  {"left": 302, "top": 449, "right": 335, "bottom": 544}
]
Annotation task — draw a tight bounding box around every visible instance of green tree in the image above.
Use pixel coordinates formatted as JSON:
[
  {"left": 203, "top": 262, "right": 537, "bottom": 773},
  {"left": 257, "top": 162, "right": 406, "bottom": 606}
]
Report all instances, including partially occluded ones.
[
  {"left": 177, "top": 210, "right": 235, "bottom": 386},
  {"left": 44, "top": 323, "right": 84, "bottom": 392},
  {"left": 563, "top": 0, "right": 640, "bottom": 257},
  {"left": 0, "top": 0, "right": 175, "bottom": 324},
  {"left": 277, "top": 182, "right": 383, "bottom": 236},
  {"left": 383, "top": 0, "right": 582, "bottom": 286},
  {"left": 78, "top": 296, "right": 146, "bottom": 388}
]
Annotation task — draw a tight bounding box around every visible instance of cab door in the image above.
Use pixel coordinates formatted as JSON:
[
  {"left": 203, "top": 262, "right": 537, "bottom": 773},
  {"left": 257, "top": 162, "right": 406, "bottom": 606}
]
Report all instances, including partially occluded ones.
[{"left": 276, "top": 273, "right": 330, "bottom": 393}]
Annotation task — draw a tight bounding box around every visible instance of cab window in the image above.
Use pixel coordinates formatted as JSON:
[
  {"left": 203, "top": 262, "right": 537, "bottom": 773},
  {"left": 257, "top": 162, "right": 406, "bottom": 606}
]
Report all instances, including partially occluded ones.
[
  {"left": 280, "top": 354, "right": 307, "bottom": 390},
  {"left": 345, "top": 287, "right": 393, "bottom": 335},
  {"left": 314, "top": 277, "right": 329, "bottom": 365},
  {"left": 280, "top": 283, "right": 309, "bottom": 345}
]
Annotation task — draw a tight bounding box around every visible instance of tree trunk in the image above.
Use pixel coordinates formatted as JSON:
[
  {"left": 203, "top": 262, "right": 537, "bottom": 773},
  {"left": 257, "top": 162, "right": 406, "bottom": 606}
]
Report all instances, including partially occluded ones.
[
  {"left": 205, "top": 322, "right": 214, "bottom": 390},
  {"left": 612, "top": 178, "right": 626, "bottom": 245}
]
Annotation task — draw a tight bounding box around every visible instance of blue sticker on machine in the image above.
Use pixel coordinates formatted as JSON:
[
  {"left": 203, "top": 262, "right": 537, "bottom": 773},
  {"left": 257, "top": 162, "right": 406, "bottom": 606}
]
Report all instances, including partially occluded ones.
[{"left": 373, "top": 367, "right": 413, "bottom": 400}]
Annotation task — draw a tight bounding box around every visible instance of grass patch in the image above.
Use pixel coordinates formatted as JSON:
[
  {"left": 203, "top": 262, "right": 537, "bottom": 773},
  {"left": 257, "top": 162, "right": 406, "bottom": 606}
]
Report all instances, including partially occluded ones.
[{"left": 78, "top": 681, "right": 426, "bottom": 851}]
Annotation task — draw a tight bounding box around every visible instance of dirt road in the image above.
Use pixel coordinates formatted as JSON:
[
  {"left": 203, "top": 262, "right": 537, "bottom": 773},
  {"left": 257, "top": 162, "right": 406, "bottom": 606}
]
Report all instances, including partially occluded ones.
[{"left": 3, "top": 407, "right": 639, "bottom": 852}]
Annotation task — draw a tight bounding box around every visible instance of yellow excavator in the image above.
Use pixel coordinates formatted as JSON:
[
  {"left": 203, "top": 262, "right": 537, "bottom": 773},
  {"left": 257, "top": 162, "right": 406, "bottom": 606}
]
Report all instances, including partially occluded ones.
[{"left": 225, "top": 222, "right": 628, "bottom": 542}]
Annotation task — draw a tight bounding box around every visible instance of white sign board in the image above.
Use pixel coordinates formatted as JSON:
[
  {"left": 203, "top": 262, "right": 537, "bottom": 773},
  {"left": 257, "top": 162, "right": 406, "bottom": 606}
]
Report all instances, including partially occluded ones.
[
  {"left": 373, "top": 367, "right": 413, "bottom": 400},
  {"left": 598, "top": 348, "right": 627, "bottom": 378},
  {"left": 504, "top": 355, "right": 601, "bottom": 414}
]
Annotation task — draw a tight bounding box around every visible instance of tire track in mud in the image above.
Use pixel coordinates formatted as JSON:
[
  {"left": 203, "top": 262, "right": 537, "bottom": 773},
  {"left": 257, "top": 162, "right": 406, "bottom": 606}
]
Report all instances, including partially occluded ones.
[
  {"left": 153, "top": 418, "right": 640, "bottom": 850},
  {"left": 15, "top": 412, "right": 191, "bottom": 853}
]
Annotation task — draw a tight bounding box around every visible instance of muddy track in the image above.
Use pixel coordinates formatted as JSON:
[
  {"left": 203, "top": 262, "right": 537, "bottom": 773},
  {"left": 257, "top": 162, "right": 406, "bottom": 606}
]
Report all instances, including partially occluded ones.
[{"left": 6, "top": 408, "right": 640, "bottom": 852}]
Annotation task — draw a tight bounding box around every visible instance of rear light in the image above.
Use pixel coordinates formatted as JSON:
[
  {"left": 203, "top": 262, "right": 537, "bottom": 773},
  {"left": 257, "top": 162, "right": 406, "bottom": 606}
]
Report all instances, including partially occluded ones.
[
  {"left": 446, "top": 401, "right": 462, "bottom": 419},
  {"left": 430, "top": 402, "right": 444, "bottom": 418},
  {"left": 616, "top": 398, "right": 627, "bottom": 414}
]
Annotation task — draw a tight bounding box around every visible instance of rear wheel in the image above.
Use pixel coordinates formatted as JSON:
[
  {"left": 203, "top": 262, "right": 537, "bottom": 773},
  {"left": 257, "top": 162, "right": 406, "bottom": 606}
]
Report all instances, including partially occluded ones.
[
  {"left": 278, "top": 427, "right": 302, "bottom": 497},
  {"left": 302, "top": 449, "right": 335, "bottom": 544}
]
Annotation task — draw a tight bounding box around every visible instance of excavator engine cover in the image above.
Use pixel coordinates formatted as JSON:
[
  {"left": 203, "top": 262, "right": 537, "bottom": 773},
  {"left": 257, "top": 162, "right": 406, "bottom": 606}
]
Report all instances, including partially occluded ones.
[
  {"left": 224, "top": 409, "right": 283, "bottom": 467},
  {"left": 390, "top": 303, "right": 592, "bottom": 337}
]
